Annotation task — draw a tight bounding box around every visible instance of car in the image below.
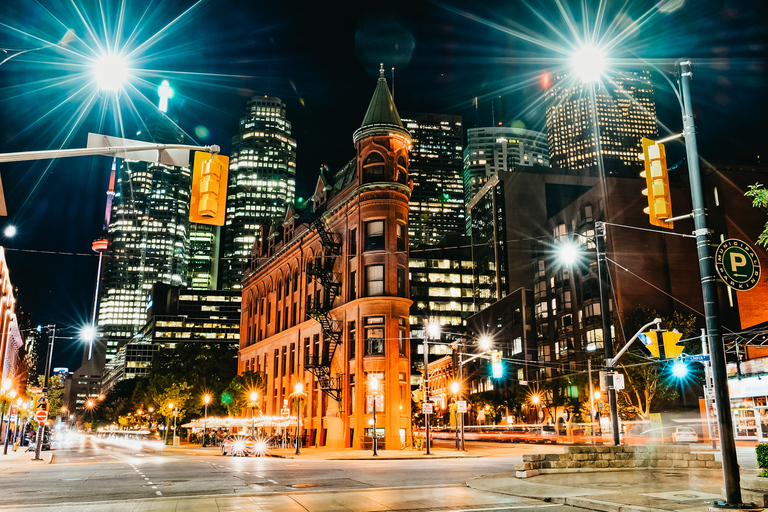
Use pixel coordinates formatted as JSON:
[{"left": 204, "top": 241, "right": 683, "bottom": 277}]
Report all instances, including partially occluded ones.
[
  {"left": 671, "top": 427, "right": 698, "bottom": 443},
  {"left": 541, "top": 425, "right": 558, "bottom": 444},
  {"left": 221, "top": 435, "right": 259, "bottom": 456}
]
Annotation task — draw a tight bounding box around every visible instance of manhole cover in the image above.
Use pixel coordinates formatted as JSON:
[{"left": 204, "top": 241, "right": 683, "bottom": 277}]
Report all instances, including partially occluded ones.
[{"left": 292, "top": 483, "right": 321, "bottom": 488}]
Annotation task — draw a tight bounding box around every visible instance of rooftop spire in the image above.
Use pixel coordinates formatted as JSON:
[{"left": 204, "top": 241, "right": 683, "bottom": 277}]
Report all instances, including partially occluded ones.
[{"left": 353, "top": 64, "right": 410, "bottom": 144}]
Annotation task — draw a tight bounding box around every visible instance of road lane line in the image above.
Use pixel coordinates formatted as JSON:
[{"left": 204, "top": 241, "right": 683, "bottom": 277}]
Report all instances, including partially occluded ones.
[
  {"left": 268, "top": 479, "right": 278, "bottom": 484},
  {"left": 156, "top": 491, "right": 162, "bottom": 496}
]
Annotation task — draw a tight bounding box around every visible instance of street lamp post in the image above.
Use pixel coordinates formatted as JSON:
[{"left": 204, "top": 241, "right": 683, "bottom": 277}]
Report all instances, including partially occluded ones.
[
  {"left": 202, "top": 395, "right": 210, "bottom": 447},
  {"left": 292, "top": 383, "right": 305, "bottom": 455},
  {"left": 3, "top": 388, "right": 17, "bottom": 455},
  {"left": 424, "top": 322, "right": 442, "bottom": 455},
  {"left": 369, "top": 376, "right": 379, "bottom": 456},
  {"left": 249, "top": 391, "right": 258, "bottom": 436},
  {"left": 677, "top": 59, "right": 743, "bottom": 507},
  {"left": 450, "top": 382, "right": 460, "bottom": 451},
  {"left": 34, "top": 324, "right": 56, "bottom": 462}
]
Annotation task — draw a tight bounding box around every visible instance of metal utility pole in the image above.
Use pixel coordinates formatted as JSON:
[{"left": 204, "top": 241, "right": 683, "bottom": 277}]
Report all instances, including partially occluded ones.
[
  {"left": 677, "top": 59, "right": 743, "bottom": 507},
  {"left": 458, "top": 349, "right": 465, "bottom": 451},
  {"left": 33, "top": 325, "right": 56, "bottom": 461},
  {"left": 423, "top": 336, "right": 431, "bottom": 455},
  {"left": 595, "top": 222, "right": 620, "bottom": 446}
]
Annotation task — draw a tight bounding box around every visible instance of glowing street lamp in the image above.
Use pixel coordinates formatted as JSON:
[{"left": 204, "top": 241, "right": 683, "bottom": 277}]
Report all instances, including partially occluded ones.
[
  {"left": 202, "top": 394, "right": 211, "bottom": 447},
  {"left": 369, "top": 376, "right": 380, "bottom": 456},
  {"left": 249, "top": 391, "right": 258, "bottom": 436},
  {"left": 94, "top": 52, "right": 127, "bottom": 93},
  {"left": 3, "top": 225, "right": 16, "bottom": 238},
  {"left": 571, "top": 43, "right": 605, "bottom": 83},
  {"left": 291, "top": 383, "right": 306, "bottom": 455}
]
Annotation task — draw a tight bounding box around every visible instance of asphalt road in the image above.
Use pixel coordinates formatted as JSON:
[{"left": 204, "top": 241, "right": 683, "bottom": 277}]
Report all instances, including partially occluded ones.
[
  {"left": 0, "top": 436, "right": 550, "bottom": 507},
  {"left": 0, "top": 435, "right": 755, "bottom": 511}
]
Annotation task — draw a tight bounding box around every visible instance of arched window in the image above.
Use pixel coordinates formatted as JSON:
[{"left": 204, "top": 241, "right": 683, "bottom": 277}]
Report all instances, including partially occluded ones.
[
  {"left": 396, "top": 155, "right": 407, "bottom": 184},
  {"left": 363, "top": 152, "right": 386, "bottom": 183}
]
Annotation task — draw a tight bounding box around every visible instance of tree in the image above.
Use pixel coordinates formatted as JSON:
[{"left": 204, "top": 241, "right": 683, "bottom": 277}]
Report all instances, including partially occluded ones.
[
  {"left": 91, "top": 378, "right": 140, "bottom": 427},
  {"left": 36, "top": 375, "right": 63, "bottom": 417},
  {"left": 746, "top": 183, "right": 768, "bottom": 246},
  {"left": 148, "top": 341, "right": 237, "bottom": 417},
  {"left": 221, "top": 371, "right": 265, "bottom": 417},
  {"left": 612, "top": 305, "right": 699, "bottom": 420}
]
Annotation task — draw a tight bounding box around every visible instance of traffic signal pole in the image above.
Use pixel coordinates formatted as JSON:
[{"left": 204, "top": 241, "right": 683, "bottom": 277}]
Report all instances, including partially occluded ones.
[
  {"left": 677, "top": 59, "right": 743, "bottom": 507},
  {"left": 33, "top": 324, "right": 55, "bottom": 462}
]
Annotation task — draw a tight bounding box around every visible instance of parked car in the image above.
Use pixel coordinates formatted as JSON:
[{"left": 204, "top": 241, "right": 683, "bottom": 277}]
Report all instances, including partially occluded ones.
[
  {"left": 671, "top": 427, "right": 698, "bottom": 443},
  {"left": 221, "top": 435, "right": 258, "bottom": 456}
]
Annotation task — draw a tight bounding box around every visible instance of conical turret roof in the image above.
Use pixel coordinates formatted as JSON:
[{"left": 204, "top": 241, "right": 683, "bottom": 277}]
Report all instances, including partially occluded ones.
[{"left": 353, "top": 64, "right": 411, "bottom": 144}]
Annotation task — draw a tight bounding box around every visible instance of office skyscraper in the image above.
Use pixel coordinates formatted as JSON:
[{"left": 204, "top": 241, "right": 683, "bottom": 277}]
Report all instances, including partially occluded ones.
[
  {"left": 463, "top": 126, "right": 549, "bottom": 233},
  {"left": 545, "top": 71, "right": 657, "bottom": 176},
  {"left": 221, "top": 96, "right": 297, "bottom": 290},
  {"left": 401, "top": 113, "right": 465, "bottom": 246},
  {"left": 96, "top": 113, "right": 192, "bottom": 361}
]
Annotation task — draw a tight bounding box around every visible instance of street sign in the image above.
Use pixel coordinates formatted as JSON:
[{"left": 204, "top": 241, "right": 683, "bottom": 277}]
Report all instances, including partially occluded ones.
[
  {"left": 456, "top": 401, "right": 467, "bottom": 413},
  {"left": 686, "top": 354, "right": 711, "bottom": 362},
  {"left": 422, "top": 403, "right": 433, "bottom": 414},
  {"left": 10, "top": 405, "right": 17, "bottom": 416},
  {"left": 613, "top": 373, "right": 625, "bottom": 390},
  {"left": 35, "top": 410, "right": 48, "bottom": 423},
  {"left": 519, "top": 380, "right": 528, "bottom": 386},
  {"left": 715, "top": 239, "right": 761, "bottom": 291},
  {"left": 280, "top": 408, "right": 290, "bottom": 417}
]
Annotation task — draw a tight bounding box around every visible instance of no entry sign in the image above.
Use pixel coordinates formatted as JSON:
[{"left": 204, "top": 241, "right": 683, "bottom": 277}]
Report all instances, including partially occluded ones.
[{"left": 35, "top": 410, "right": 48, "bottom": 423}]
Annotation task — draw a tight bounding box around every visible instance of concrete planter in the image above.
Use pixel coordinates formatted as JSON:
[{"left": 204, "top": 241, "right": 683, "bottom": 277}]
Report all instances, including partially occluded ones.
[{"left": 741, "top": 475, "right": 768, "bottom": 507}]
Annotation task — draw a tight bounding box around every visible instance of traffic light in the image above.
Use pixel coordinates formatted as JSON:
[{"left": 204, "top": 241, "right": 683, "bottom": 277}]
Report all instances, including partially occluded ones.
[
  {"left": 640, "top": 138, "right": 673, "bottom": 229},
  {"left": 639, "top": 331, "right": 661, "bottom": 358},
  {"left": 490, "top": 350, "right": 503, "bottom": 379},
  {"left": 662, "top": 331, "right": 685, "bottom": 359},
  {"left": 190, "top": 151, "right": 229, "bottom": 226}
]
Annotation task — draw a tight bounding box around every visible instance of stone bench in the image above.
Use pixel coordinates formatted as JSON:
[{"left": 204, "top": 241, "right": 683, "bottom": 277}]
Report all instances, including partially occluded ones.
[{"left": 515, "top": 445, "right": 721, "bottom": 478}]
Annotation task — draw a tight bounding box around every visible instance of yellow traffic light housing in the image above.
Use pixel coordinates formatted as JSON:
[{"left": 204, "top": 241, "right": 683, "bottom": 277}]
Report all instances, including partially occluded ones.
[
  {"left": 640, "top": 331, "right": 661, "bottom": 358},
  {"left": 662, "top": 331, "right": 684, "bottom": 359},
  {"left": 190, "top": 151, "right": 229, "bottom": 226},
  {"left": 640, "top": 138, "right": 673, "bottom": 229}
]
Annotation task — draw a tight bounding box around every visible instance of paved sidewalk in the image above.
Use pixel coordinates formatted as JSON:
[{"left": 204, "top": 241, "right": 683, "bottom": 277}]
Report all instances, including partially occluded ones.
[
  {"left": 0, "top": 445, "right": 53, "bottom": 468},
  {"left": 467, "top": 469, "right": 732, "bottom": 512}
]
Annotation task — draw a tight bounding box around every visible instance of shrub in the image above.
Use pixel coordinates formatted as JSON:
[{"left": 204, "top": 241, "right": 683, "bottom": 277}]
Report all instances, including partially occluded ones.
[{"left": 756, "top": 443, "right": 768, "bottom": 471}]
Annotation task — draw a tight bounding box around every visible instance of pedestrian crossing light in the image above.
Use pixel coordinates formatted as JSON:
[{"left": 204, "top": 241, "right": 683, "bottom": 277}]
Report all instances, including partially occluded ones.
[
  {"left": 640, "top": 138, "right": 673, "bottom": 229},
  {"left": 190, "top": 151, "right": 229, "bottom": 226},
  {"left": 639, "top": 330, "right": 661, "bottom": 358},
  {"left": 490, "top": 350, "right": 503, "bottom": 379}
]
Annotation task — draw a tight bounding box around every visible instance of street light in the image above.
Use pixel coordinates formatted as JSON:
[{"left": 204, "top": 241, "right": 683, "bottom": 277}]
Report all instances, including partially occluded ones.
[
  {"left": 291, "top": 383, "right": 306, "bottom": 455},
  {"left": 423, "top": 322, "right": 441, "bottom": 455},
  {"left": 202, "top": 394, "right": 211, "bottom": 447},
  {"left": 369, "top": 375, "right": 379, "bottom": 456},
  {"left": 168, "top": 403, "right": 176, "bottom": 444},
  {"left": 249, "top": 391, "right": 258, "bottom": 436},
  {"left": 2, "top": 225, "right": 16, "bottom": 238},
  {"left": 33, "top": 324, "right": 56, "bottom": 461},
  {"left": 450, "top": 381, "right": 460, "bottom": 451},
  {"left": 94, "top": 52, "right": 127, "bottom": 93}
]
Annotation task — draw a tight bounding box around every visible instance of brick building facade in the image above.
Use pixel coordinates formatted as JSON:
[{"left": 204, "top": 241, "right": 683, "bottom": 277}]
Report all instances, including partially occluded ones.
[{"left": 239, "top": 68, "right": 413, "bottom": 449}]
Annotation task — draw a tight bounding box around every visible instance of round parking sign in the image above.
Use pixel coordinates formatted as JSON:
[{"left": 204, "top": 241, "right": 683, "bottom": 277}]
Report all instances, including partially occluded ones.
[
  {"left": 35, "top": 410, "right": 48, "bottom": 423},
  {"left": 715, "top": 239, "right": 761, "bottom": 291}
]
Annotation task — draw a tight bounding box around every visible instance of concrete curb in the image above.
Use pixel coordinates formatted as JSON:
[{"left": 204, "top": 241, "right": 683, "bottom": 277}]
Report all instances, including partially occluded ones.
[{"left": 552, "top": 496, "right": 671, "bottom": 512}]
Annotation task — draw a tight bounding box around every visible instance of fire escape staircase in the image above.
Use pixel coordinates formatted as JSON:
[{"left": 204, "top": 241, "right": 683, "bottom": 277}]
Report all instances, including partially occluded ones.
[{"left": 305, "top": 210, "right": 344, "bottom": 403}]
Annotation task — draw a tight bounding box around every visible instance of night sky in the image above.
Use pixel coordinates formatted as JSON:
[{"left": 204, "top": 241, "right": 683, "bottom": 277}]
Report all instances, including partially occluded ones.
[{"left": 0, "top": 0, "right": 766, "bottom": 369}]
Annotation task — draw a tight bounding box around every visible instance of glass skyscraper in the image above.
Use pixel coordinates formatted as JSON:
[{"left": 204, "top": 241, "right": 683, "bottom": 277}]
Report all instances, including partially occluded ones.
[
  {"left": 221, "top": 96, "right": 297, "bottom": 289},
  {"left": 401, "top": 113, "right": 465, "bottom": 246},
  {"left": 545, "top": 71, "right": 657, "bottom": 176},
  {"left": 97, "top": 113, "right": 192, "bottom": 361}
]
